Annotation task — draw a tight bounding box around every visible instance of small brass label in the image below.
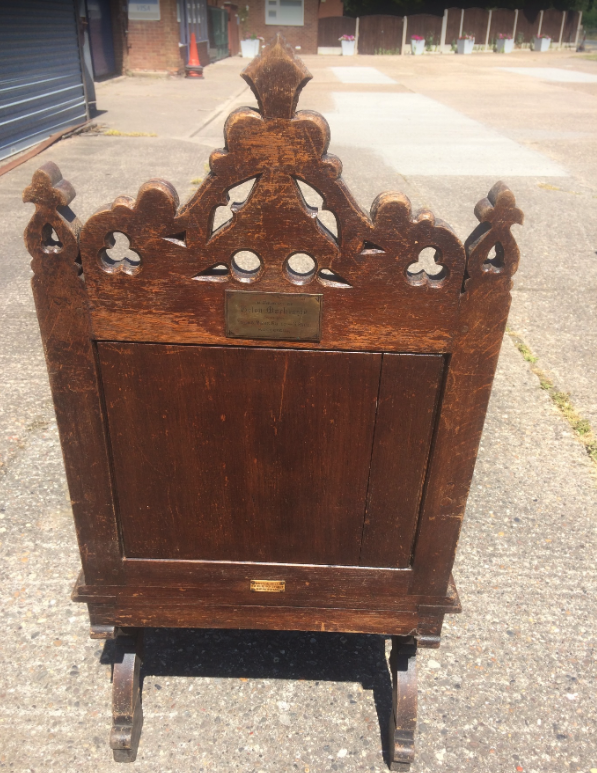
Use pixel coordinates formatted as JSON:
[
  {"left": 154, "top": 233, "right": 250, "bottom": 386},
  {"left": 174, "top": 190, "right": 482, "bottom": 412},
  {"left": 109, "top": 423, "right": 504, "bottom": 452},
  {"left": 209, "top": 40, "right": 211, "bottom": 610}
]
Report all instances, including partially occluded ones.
[
  {"left": 250, "top": 579, "right": 286, "bottom": 593},
  {"left": 226, "top": 291, "right": 322, "bottom": 342}
]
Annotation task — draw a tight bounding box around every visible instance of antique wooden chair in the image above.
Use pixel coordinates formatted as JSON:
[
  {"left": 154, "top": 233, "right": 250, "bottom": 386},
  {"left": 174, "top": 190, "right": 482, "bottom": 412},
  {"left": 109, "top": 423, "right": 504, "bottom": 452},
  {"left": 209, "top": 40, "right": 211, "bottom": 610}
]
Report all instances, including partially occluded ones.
[{"left": 23, "top": 37, "right": 523, "bottom": 767}]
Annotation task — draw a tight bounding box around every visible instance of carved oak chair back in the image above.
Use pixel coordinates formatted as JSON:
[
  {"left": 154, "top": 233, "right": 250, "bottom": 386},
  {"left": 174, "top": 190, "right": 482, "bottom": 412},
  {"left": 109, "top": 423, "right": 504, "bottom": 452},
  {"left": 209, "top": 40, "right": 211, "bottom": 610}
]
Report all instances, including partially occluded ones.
[{"left": 23, "top": 37, "right": 522, "bottom": 766}]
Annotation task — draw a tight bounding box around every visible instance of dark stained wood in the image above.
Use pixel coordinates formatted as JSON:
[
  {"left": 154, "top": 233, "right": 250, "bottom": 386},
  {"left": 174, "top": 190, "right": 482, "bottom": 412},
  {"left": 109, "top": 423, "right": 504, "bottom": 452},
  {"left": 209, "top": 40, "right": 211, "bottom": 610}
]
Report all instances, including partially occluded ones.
[
  {"left": 389, "top": 636, "right": 418, "bottom": 770},
  {"left": 23, "top": 162, "right": 122, "bottom": 585},
  {"left": 88, "top": 601, "right": 422, "bottom": 636},
  {"left": 23, "top": 35, "right": 523, "bottom": 766},
  {"left": 360, "top": 354, "right": 444, "bottom": 568},
  {"left": 411, "top": 182, "right": 523, "bottom": 597},
  {"left": 110, "top": 628, "right": 144, "bottom": 763},
  {"left": 98, "top": 344, "right": 381, "bottom": 565},
  {"left": 73, "top": 566, "right": 462, "bottom": 613}
]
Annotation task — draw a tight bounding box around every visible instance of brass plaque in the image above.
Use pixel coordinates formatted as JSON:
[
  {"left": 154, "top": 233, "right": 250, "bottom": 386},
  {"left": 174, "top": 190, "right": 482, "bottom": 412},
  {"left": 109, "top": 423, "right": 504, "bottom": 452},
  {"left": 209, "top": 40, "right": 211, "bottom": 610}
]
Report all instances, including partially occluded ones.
[
  {"left": 226, "top": 291, "right": 322, "bottom": 342},
  {"left": 250, "top": 579, "right": 286, "bottom": 593}
]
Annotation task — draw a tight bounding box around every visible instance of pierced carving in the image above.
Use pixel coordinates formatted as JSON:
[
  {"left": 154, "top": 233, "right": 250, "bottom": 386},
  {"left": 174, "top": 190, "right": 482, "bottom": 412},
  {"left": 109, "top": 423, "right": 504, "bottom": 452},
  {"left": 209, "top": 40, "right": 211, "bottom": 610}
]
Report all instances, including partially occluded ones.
[
  {"left": 370, "top": 193, "right": 464, "bottom": 291},
  {"left": 23, "top": 35, "right": 523, "bottom": 349},
  {"left": 193, "top": 262, "right": 230, "bottom": 282},
  {"left": 231, "top": 250, "right": 263, "bottom": 283},
  {"left": 211, "top": 178, "right": 258, "bottom": 235},
  {"left": 317, "top": 267, "right": 352, "bottom": 289},
  {"left": 464, "top": 181, "right": 523, "bottom": 291},
  {"left": 285, "top": 252, "right": 317, "bottom": 285},
  {"left": 163, "top": 231, "right": 187, "bottom": 247},
  {"left": 406, "top": 247, "right": 447, "bottom": 288},
  {"left": 23, "top": 161, "right": 81, "bottom": 274},
  {"left": 100, "top": 232, "right": 142, "bottom": 275}
]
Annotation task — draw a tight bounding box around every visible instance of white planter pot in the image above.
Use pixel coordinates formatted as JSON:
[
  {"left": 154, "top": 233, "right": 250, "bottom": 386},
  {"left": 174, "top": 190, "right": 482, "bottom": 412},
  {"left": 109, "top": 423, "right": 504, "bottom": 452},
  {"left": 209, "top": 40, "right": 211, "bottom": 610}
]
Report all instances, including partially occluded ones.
[
  {"left": 534, "top": 36, "right": 551, "bottom": 52},
  {"left": 496, "top": 38, "right": 514, "bottom": 53},
  {"left": 241, "top": 39, "right": 260, "bottom": 58},
  {"left": 457, "top": 38, "right": 475, "bottom": 54},
  {"left": 341, "top": 40, "right": 355, "bottom": 56},
  {"left": 411, "top": 39, "right": 425, "bottom": 55}
]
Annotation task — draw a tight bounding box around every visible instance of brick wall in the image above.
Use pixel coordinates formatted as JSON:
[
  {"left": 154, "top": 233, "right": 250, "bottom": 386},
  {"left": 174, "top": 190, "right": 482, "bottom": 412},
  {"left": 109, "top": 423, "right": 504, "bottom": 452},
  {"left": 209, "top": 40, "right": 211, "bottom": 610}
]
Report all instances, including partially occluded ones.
[
  {"left": 318, "top": 0, "right": 344, "bottom": 20},
  {"left": 245, "top": 0, "right": 319, "bottom": 55},
  {"left": 125, "top": 0, "right": 184, "bottom": 74}
]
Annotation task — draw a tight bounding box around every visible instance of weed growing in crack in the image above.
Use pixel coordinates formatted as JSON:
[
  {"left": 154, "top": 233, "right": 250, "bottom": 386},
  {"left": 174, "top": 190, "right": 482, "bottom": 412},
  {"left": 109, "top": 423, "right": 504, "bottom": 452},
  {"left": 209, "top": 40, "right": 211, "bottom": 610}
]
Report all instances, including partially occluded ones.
[{"left": 507, "top": 328, "right": 597, "bottom": 470}]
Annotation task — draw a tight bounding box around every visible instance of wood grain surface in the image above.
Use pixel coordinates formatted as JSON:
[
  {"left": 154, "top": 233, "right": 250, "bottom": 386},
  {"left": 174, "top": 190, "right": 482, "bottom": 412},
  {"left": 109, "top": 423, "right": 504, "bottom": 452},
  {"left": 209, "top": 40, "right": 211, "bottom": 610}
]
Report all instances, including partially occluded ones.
[{"left": 98, "top": 343, "right": 381, "bottom": 565}]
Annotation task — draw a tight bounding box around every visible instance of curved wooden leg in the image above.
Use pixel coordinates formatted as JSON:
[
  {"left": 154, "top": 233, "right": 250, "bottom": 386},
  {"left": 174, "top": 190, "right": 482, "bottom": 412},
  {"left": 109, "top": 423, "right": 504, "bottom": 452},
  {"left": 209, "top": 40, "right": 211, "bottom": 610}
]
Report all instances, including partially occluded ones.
[
  {"left": 388, "top": 635, "right": 417, "bottom": 770},
  {"left": 110, "top": 628, "right": 144, "bottom": 763}
]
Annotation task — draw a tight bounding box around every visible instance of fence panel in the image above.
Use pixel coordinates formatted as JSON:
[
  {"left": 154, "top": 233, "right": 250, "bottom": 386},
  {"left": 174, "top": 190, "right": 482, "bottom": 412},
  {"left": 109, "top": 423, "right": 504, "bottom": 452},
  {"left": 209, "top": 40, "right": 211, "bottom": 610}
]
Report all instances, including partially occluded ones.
[
  {"left": 462, "top": 7, "right": 490, "bottom": 43},
  {"left": 489, "top": 8, "right": 516, "bottom": 43},
  {"left": 358, "top": 15, "right": 403, "bottom": 55},
  {"left": 407, "top": 14, "right": 443, "bottom": 46},
  {"left": 515, "top": 10, "right": 541, "bottom": 43},
  {"left": 562, "top": 10, "right": 579, "bottom": 44},
  {"left": 445, "top": 7, "right": 462, "bottom": 46},
  {"left": 541, "top": 9, "right": 564, "bottom": 41},
  {"left": 318, "top": 16, "right": 357, "bottom": 48},
  {"left": 348, "top": 7, "right": 575, "bottom": 55}
]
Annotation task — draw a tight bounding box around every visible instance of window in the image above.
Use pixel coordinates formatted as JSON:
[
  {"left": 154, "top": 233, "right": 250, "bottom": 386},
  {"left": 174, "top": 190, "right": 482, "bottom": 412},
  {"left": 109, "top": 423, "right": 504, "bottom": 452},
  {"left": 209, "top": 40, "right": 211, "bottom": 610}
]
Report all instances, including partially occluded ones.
[{"left": 266, "top": 0, "right": 304, "bottom": 26}]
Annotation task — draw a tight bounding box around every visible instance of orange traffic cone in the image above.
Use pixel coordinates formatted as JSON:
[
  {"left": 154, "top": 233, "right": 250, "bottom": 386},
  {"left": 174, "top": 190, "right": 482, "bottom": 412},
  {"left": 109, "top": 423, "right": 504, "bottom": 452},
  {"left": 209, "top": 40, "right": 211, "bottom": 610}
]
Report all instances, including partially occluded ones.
[{"left": 185, "top": 33, "right": 204, "bottom": 78}]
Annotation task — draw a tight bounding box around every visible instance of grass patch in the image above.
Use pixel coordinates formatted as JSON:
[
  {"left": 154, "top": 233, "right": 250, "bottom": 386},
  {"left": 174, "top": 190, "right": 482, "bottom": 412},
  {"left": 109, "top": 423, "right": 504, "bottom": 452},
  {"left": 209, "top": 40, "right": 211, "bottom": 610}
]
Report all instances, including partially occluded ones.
[
  {"left": 507, "top": 329, "right": 597, "bottom": 469},
  {"left": 537, "top": 182, "right": 580, "bottom": 196},
  {"left": 104, "top": 129, "right": 157, "bottom": 137}
]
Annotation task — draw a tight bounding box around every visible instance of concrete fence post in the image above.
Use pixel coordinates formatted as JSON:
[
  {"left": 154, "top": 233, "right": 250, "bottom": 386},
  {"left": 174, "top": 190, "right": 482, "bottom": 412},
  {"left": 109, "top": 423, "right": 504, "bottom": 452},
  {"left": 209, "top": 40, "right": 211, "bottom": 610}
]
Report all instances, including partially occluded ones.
[
  {"left": 558, "top": 10, "right": 566, "bottom": 48},
  {"left": 485, "top": 9, "right": 492, "bottom": 49},
  {"left": 355, "top": 17, "right": 360, "bottom": 54},
  {"left": 401, "top": 16, "right": 408, "bottom": 55},
  {"left": 440, "top": 8, "right": 448, "bottom": 52},
  {"left": 574, "top": 11, "right": 583, "bottom": 48}
]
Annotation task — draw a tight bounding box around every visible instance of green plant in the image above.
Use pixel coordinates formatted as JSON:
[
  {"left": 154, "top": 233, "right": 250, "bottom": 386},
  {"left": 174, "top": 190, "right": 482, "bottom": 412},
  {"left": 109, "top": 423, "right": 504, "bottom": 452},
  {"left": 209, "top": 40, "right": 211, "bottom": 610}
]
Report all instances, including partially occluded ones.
[{"left": 507, "top": 328, "right": 597, "bottom": 473}]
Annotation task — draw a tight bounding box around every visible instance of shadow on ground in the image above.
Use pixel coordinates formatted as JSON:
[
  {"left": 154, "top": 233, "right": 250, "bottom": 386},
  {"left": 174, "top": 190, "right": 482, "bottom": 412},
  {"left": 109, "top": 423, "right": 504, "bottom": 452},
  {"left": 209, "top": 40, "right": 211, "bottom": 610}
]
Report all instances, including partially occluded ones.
[{"left": 101, "top": 628, "right": 394, "bottom": 764}]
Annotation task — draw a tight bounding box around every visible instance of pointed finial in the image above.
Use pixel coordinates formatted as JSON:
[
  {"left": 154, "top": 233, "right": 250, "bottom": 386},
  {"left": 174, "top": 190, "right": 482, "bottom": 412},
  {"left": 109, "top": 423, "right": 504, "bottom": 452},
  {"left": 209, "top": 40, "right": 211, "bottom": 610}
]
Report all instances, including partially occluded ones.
[{"left": 241, "top": 34, "right": 312, "bottom": 119}]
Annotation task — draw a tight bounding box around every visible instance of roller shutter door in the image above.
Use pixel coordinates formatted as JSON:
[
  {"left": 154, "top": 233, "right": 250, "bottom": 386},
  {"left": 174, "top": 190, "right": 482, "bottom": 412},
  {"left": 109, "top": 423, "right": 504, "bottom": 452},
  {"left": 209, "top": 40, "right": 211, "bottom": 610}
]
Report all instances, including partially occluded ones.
[{"left": 0, "top": 0, "right": 88, "bottom": 161}]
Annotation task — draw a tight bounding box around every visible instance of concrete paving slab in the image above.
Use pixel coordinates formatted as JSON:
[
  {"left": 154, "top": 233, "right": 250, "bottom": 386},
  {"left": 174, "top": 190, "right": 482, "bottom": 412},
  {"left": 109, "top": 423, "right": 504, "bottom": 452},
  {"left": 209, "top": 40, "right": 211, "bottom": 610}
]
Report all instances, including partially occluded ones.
[
  {"left": 499, "top": 66, "right": 597, "bottom": 83},
  {"left": 329, "top": 66, "right": 397, "bottom": 84},
  {"left": 323, "top": 92, "right": 566, "bottom": 176},
  {"left": 93, "top": 57, "right": 249, "bottom": 139}
]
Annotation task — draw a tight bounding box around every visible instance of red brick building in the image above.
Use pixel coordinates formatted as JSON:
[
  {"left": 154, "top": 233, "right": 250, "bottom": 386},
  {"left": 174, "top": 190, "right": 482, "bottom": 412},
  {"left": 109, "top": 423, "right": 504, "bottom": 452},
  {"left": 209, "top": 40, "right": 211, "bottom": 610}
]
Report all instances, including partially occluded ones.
[
  {"left": 241, "top": 0, "right": 320, "bottom": 55},
  {"left": 84, "top": 0, "right": 342, "bottom": 77},
  {"left": 125, "top": 0, "right": 183, "bottom": 73}
]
